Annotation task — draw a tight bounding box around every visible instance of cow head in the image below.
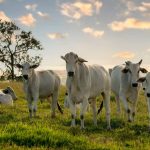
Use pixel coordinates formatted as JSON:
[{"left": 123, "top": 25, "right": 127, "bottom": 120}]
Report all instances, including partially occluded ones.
[
  {"left": 3, "top": 86, "right": 17, "bottom": 100},
  {"left": 137, "top": 73, "right": 150, "bottom": 98},
  {"left": 61, "top": 52, "right": 88, "bottom": 77},
  {"left": 122, "top": 59, "right": 148, "bottom": 87},
  {"left": 16, "top": 62, "right": 39, "bottom": 80}
]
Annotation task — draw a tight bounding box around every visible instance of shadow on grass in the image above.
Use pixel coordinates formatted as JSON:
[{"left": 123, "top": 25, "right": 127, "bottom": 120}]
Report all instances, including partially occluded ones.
[
  {"left": 0, "top": 113, "right": 15, "bottom": 124},
  {"left": 62, "top": 117, "right": 126, "bottom": 134},
  {"left": 130, "top": 124, "right": 150, "bottom": 135}
]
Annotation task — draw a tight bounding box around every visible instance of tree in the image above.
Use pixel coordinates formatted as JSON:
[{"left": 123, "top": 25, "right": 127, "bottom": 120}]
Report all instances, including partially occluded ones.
[{"left": 0, "top": 20, "right": 43, "bottom": 80}]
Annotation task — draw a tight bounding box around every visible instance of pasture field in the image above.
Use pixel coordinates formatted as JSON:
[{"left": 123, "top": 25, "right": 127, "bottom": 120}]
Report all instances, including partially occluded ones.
[{"left": 0, "top": 81, "right": 150, "bottom": 150}]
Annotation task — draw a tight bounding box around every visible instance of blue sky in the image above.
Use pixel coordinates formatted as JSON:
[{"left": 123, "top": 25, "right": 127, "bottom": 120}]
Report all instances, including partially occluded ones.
[{"left": 0, "top": 0, "right": 150, "bottom": 70}]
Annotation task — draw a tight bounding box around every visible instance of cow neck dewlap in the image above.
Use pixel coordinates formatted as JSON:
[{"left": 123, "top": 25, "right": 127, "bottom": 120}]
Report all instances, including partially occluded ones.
[
  {"left": 29, "top": 69, "right": 37, "bottom": 83},
  {"left": 75, "top": 63, "right": 89, "bottom": 89}
]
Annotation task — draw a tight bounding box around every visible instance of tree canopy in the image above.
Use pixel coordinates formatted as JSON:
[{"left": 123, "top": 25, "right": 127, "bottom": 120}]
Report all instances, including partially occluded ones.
[{"left": 0, "top": 20, "right": 43, "bottom": 80}]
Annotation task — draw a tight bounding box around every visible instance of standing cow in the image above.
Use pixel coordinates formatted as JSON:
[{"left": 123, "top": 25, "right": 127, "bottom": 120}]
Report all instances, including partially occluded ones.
[
  {"left": 137, "top": 72, "right": 150, "bottom": 130},
  {"left": 17, "top": 62, "right": 63, "bottom": 118},
  {"left": 111, "top": 60, "right": 147, "bottom": 122},
  {"left": 61, "top": 52, "right": 111, "bottom": 129}
]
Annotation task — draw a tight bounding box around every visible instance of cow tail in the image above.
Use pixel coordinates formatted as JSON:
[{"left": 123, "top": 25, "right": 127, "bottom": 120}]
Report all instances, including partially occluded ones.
[
  {"left": 97, "top": 100, "right": 103, "bottom": 115},
  {"left": 57, "top": 102, "right": 63, "bottom": 114}
]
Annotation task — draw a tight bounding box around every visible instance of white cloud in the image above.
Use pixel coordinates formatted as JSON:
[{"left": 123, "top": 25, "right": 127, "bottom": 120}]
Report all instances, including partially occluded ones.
[
  {"left": 18, "top": 13, "right": 36, "bottom": 27},
  {"left": 109, "top": 18, "right": 150, "bottom": 31},
  {"left": 25, "top": 4, "right": 38, "bottom": 11},
  {"left": 37, "top": 11, "right": 49, "bottom": 18},
  {"left": 0, "top": 0, "right": 4, "bottom": 3},
  {"left": 48, "top": 33, "right": 67, "bottom": 40},
  {"left": 82, "top": 27, "right": 104, "bottom": 38},
  {"left": 0, "top": 11, "right": 11, "bottom": 22},
  {"left": 112, "top": 51, "right": 135, "bottom": 59},
  {"left": 122, "top": 1, "right": 150, "bottom": 16},
  {"left": 60, "top": 0, "right": 102, "bottom": 20},
  {"left": 146, "top": 48, "right": 150, "bottom": 52}
]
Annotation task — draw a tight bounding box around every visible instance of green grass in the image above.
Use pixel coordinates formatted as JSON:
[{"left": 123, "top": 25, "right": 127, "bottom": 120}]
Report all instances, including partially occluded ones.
[{"left": 0, "top": 81, "right": 150, "bottom": 150}]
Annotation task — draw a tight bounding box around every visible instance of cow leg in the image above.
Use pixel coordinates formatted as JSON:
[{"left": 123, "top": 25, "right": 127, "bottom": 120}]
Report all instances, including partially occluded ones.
[
  {"left": 147, "top": 98, "right": 150, "bottom": 130},
  {"left": 102, "top": 92, "right": 111, "bottom": 130},
  {"left": 80, "top": 99, "right": 89, "bottom": 129},
  {"left": 32, "top": 94, "right": 39, "bottom": 117},
  {"left": 26, "top": 93, "right": 33, "bottom": 118},
  {"left": 115, "top": 95, "right": 121, "bottom": 114},
  {"left": 90, "top": 99, "right": 97, "bottom": 126},
  {"left": 69, "top": 101, "right": 76, "bottom": 127},
  {"left": 131, "top": 100, "right": 137, "bottom": 122},
  {"left": 51, "top": 92, "right": 58, "bottom": 118},
  {"left": 28, "top": 100, "right": 33, "bottom": 118},
  {"left": 119, "top": 93, "right": 131, "bottom": 122}
]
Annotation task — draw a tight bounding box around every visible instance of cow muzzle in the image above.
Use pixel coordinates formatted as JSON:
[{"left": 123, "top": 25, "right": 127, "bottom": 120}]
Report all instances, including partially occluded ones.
[
  {"left": 23, "top": 75, "right": 28, "bottom": 80},
  {"left": 132, "top": 83, "right": 138, "bottom": 87},
  {"left": 147, "top": 93, "right": 150, "bottom": 97},
  {"left": 68, "top": 72, "right": 74, "bottom": 77}
]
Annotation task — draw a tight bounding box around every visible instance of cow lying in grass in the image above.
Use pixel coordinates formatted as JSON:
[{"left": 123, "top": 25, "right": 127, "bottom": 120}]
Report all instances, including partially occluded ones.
[{"left": 0, "top": 86, "right": 17, "bottom": 106}]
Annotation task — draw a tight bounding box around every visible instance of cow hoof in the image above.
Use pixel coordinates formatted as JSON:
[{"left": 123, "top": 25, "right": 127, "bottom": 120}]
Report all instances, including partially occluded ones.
[
  {"left": 51, "top": 114, "right": 56, "bottom": 118},
  {"left": 80, "top": 126, "right": 85, "bottom": 130},
  {"left": 128, "top": 119, "right": 132, "bottom": 123},
  {"left": 107, "top": 126, "right": 112, "bottom": 131},
  {"left": 94, "top": 124, "right": 98, "bottom": 127}
]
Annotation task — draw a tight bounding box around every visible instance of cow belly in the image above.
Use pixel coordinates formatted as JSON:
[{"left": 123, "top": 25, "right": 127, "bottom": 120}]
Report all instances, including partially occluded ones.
[
  {"left": 39, "top": 82, "right": 54, "bottom": 97},
  {"left": 39, "top": 81, "right": 54, "bottom": 99}
]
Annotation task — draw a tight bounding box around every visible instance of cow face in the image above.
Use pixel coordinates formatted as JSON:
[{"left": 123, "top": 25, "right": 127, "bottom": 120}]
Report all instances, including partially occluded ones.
[
  {"left": 61, "top": 52, "right": 87, "bottom": 77},
  {"left": 7, "top": 87, "right": 17, "bottom": 100},
  {"left": 3, "top": 87, "right": 17, "bottom": 100},
  {"left": 16, "top": 62, "right": 39, "bottom": 80},
  {"left": 138, "top": 73, "right": 150, "bottom": 98},
  {"left": 122, "top": 60, "right": 148, "bottom": 87}
]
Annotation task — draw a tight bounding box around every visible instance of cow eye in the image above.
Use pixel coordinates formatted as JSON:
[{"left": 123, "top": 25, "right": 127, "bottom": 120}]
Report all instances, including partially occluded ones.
[{"left": 75, "top": 60, "right": 78, "bottom": 63}]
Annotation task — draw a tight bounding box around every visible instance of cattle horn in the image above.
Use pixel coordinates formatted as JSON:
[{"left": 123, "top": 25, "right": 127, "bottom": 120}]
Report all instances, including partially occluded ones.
[
  {"left": 139, "top": 59, "right": 142, "bottom": 65},
  {"left": 125, "top": 61, "right": 131, "bottom": 66}
]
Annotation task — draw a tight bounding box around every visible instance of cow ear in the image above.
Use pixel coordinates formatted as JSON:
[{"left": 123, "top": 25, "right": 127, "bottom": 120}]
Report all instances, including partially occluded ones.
[
  {"left": 137, "top": 77, "right": 146, "bottom": 83},
  {"left": 16, "top": 64, "right": 23, "bottom": 69},
  {"left": 125, "top": 61, "right": 131, "bottom": 66},
  {"left": 61, "top": 56, "right": 66, "bottom": 61},
  {"left": 30, "top": 64, "right": 39, "bottom": 69},
  {"left": 78, "top": 57, "right": 88, "bottom": 63},
  {"left": 122, "top": 68, "right": 129, "bottom": 73},
  {"left": 140, "top": 68, "right": 148, "bottom": 73},
  {"left": 139, "top": 59, "right": 142, "bottom": 65}
]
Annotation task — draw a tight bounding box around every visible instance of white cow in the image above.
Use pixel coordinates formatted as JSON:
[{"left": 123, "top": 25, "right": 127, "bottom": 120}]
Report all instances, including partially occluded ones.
[
  {"left": 0, "top": 86, "right": 17, "bottom": 106},
  {"left": 137, "top": 72, "right": 150, "bottom": 130},
  {"left": 61, "top": 52, "right": 111, "bottom": 129},
  {"left": 111, "top": 60, "right": 147, "bottom": 122},
  {"left": 16, "top": 62, "right": 63, "bottom": 118}
]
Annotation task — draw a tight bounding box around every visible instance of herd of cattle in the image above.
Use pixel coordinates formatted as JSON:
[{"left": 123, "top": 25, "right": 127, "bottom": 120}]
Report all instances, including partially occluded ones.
[{"left": 1, "top": 52, "right": 150, "bottom": 130}]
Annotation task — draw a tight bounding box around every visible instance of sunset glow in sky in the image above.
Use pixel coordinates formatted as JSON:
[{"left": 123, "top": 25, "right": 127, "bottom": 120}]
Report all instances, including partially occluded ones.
[{"left": 0, "top": 0, "right": 150, "bottom": 70}]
